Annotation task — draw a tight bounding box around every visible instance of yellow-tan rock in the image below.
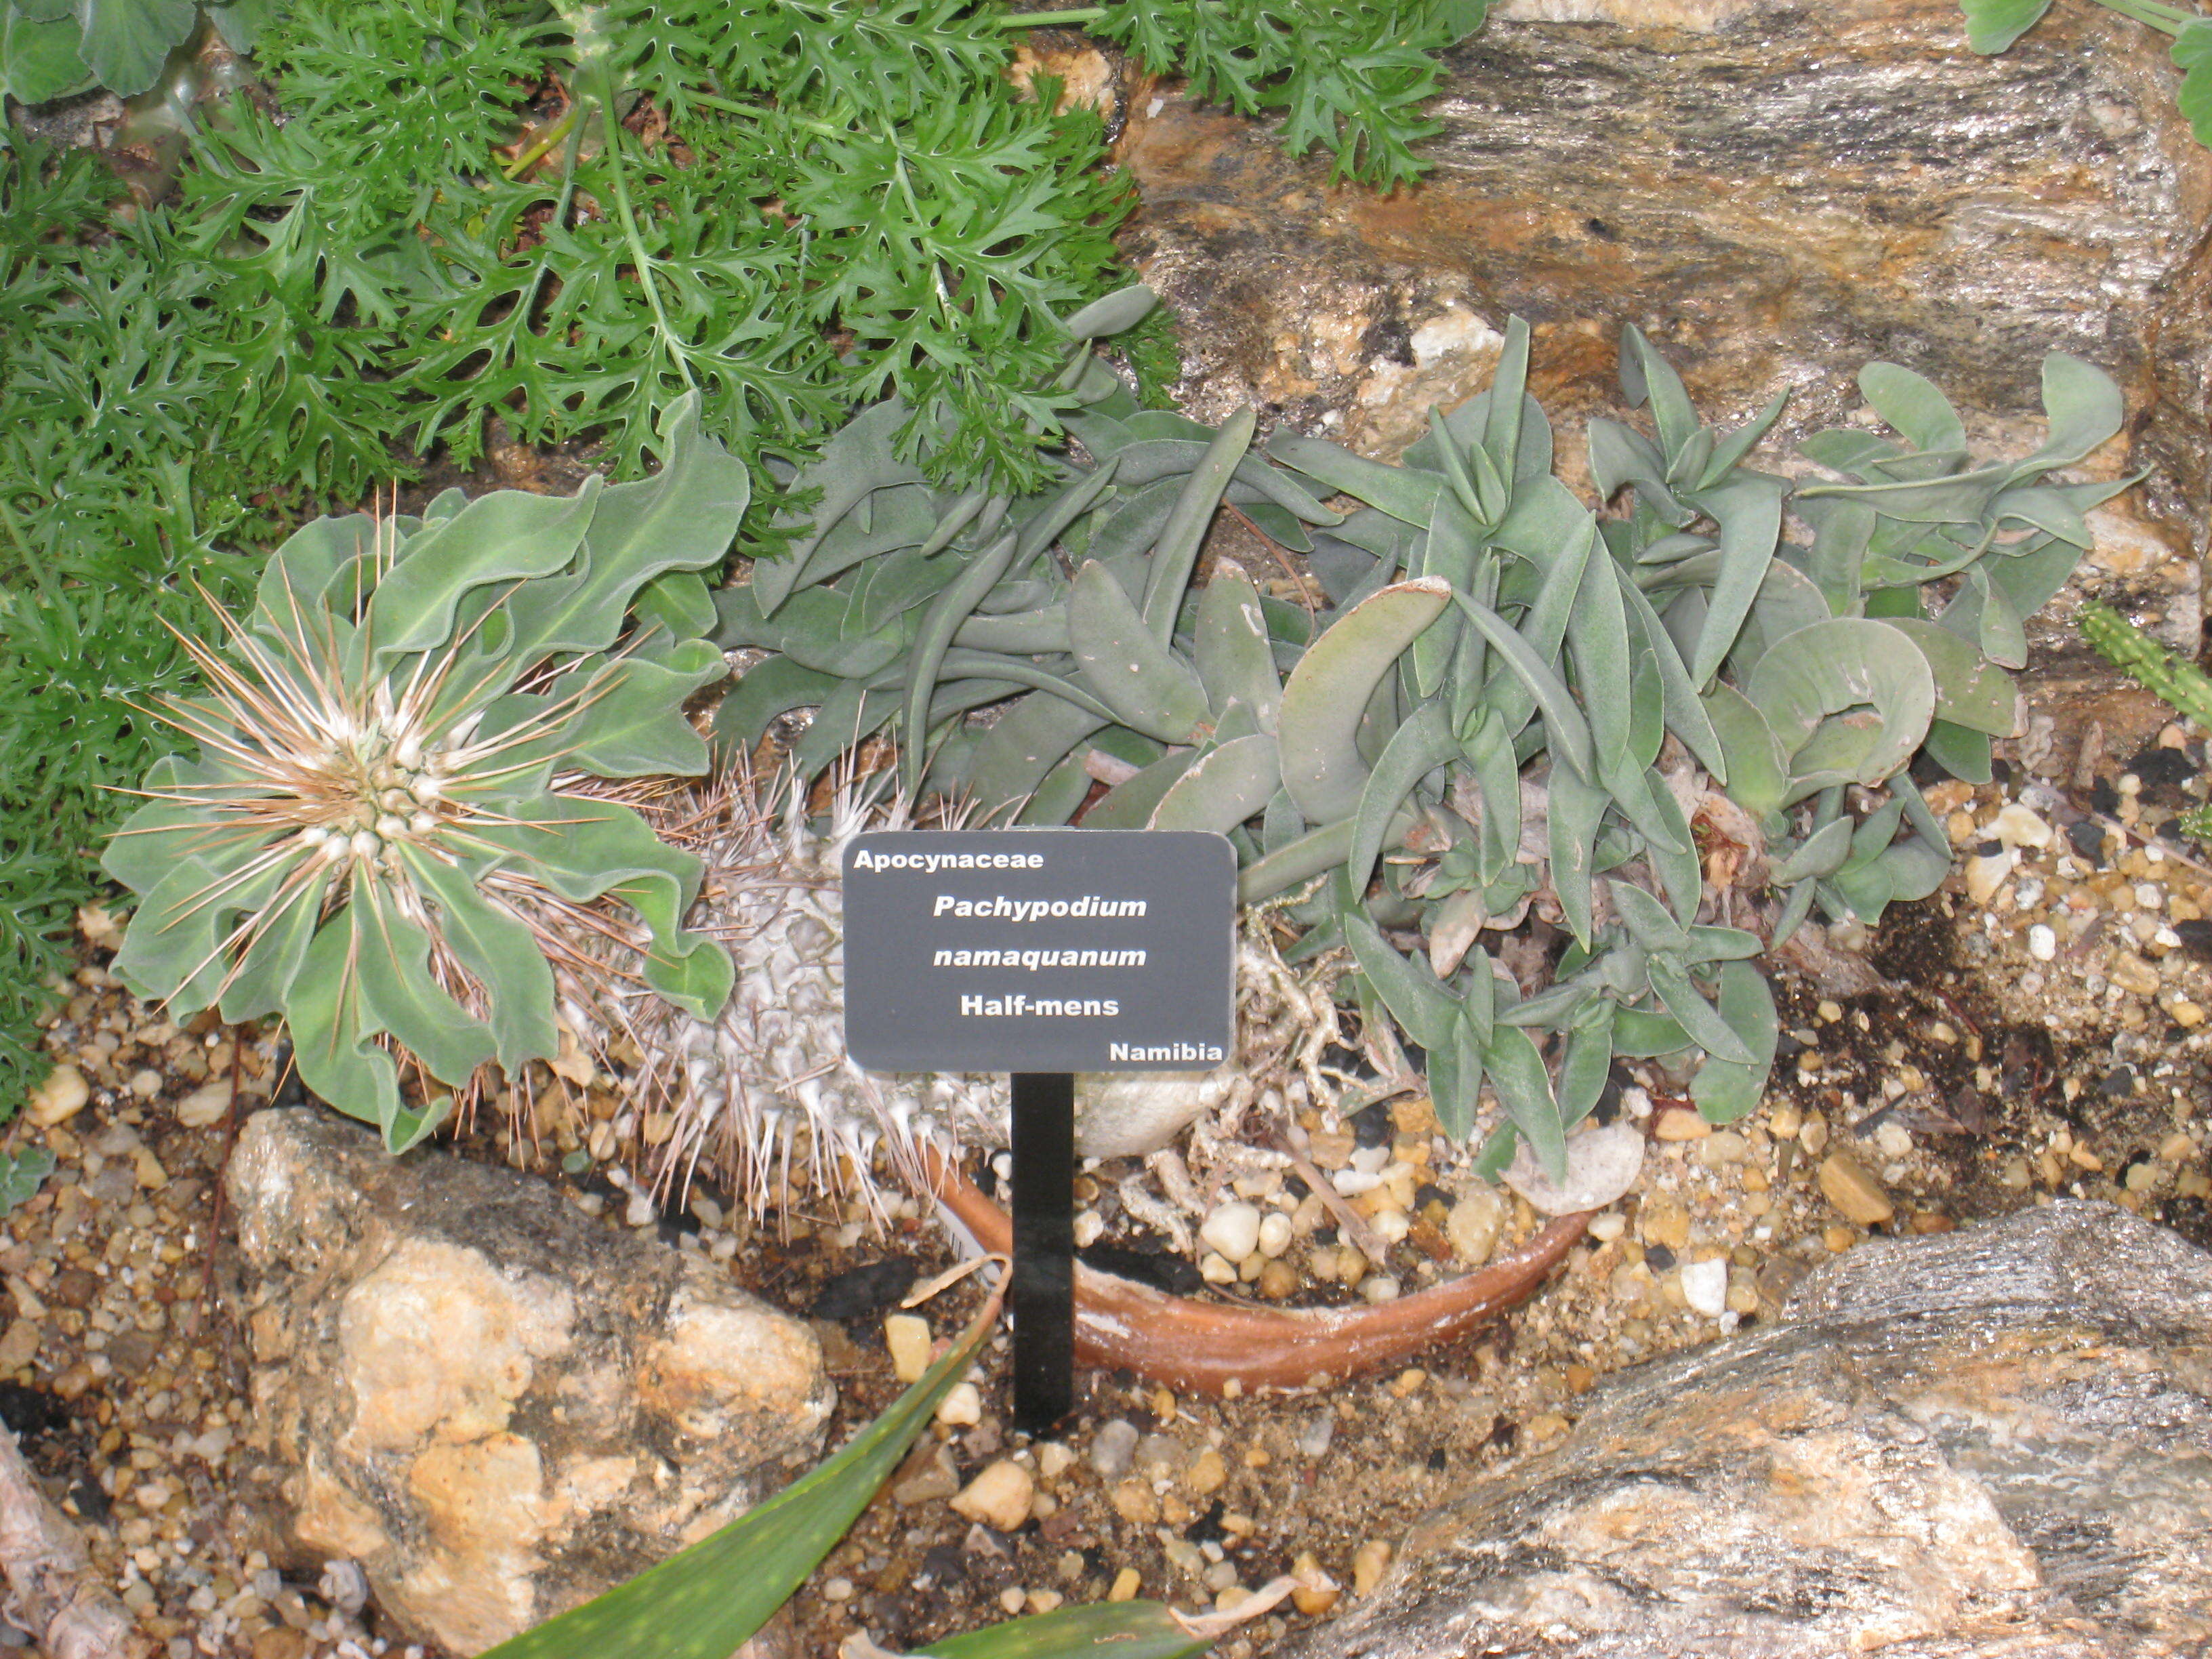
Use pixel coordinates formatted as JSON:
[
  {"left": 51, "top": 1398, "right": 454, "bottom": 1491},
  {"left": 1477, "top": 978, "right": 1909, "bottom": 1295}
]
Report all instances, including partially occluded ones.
[{"left": 226, "top": 1109, "right": 832, "bottom": 1656}]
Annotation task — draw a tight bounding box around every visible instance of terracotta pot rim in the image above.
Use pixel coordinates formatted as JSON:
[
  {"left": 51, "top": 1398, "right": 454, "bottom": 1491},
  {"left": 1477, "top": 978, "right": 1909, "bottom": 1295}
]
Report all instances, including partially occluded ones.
[{"left": 921, "top": 1147, "right": 1589, "bottom": 1397}]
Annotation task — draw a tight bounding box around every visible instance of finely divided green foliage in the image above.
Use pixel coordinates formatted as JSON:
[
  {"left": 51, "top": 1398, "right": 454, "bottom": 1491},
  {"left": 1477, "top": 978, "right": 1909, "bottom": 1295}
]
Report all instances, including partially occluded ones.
[
  {"left": 85, "top": 0, "right": 1139, "bottom": 498},
  {"left": 1094, "top": 0, "right": 1493, "bottom": 189},
  {"left": 724, "top": 310, "right": 2123, "bottom": 1174},
  {"left": 101, "top": 394, "right": 741, "bottom": 1150},
  {"left": 1960, "top": 0, "right": 2212, "bottom": 148},
  {"left": 0, "top": 141, "right": 276, "bottom": 1111}
]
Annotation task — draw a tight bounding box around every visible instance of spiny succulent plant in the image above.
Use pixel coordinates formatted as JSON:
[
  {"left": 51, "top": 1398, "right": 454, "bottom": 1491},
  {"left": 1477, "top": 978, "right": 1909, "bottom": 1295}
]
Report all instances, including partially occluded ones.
[
  {"left": 102, "top": 393, "right": 743, "bottom": 1149},
  {"left": 590, "top": 758, "right": 1338, "bottom": 1223}
]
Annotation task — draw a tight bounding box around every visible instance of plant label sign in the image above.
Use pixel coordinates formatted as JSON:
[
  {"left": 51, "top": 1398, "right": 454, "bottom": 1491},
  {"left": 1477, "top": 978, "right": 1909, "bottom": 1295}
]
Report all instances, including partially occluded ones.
[{"left": 841, "top": 829, "right": 1237, "bottom": 1074}]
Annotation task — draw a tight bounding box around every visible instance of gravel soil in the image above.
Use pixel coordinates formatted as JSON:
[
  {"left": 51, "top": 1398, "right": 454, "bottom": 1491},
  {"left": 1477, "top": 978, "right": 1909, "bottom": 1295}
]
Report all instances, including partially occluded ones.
[{"left": 8, "top": 719, "right": 2212, "bottom": 1659}]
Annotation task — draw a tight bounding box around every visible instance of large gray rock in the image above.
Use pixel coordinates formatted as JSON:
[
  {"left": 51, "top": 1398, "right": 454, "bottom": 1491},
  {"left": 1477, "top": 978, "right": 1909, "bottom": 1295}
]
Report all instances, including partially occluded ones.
[
  {"left": 1120, "top": 0, "right": 2206, "bottom": 622},
  {"left": 223, "top": 1109, "right": 832, "bottom": 1656},
  {"left": 1284, "top": 1201, "right": 2212, "bottom": 1658}
]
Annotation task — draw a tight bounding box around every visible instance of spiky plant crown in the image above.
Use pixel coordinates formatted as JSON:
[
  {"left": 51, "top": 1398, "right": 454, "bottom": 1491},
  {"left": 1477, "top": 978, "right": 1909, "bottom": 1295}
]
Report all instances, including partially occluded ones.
[{"left": 102, "top": 394, "right": 745, "bottom": 1150}]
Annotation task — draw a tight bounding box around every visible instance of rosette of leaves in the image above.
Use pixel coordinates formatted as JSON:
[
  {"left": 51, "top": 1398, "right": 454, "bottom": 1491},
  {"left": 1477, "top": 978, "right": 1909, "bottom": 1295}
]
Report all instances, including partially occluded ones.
[
  {"left": 1591, "top": 331, "right": 2124, "bottom": 911},
  {"left": 102, "top": 394, "right": 743, "bottom": 1151}
]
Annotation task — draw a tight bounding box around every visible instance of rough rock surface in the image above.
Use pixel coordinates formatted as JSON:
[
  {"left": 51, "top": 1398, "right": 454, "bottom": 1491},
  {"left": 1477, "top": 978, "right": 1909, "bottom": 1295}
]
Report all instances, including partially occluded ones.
[
  {"left": 222, "top": 1109, "right": 832, "bottom": 1656},
  {"left": 1118, "top": 0, "right": 2207, "bottom": 633},
  {"left": 1282, "top": 1200, "right": 2212, "bottom": 1658}
]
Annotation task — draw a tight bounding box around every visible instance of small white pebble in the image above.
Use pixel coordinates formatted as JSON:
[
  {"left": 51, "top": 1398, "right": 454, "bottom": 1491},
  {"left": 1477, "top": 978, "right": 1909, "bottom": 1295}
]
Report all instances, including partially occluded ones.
[
  {"left": 1198, "top": 1201, "right": 1263, "bottom": 1264},
  {"left": 935, "top": 1381, "right": 983, "bottom": 1427},
  {"left": 2026, "top": 924, "right": 2057, "bottom": 962},
  {"left": 1680, "top": 1259, "right": 1728, "bottom": 1317}
]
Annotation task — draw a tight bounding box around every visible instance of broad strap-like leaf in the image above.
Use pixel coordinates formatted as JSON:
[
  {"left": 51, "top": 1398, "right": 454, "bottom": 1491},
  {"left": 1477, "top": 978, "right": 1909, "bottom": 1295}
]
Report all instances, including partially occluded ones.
[
  {"left": 1647, "top": 955, "right": 1759, "bottom": 1066},
  {"left": 1084, "top": 748, "right": 1200, "bottom": 830},
  {"left": 2004, "top": 352, "right": 2125, "bottom": 485},
  {"left": 1346, "top": 698, "right": 1456, "bottom": 893},
  {"left": 1193, "top": 562, "right": 1282, "bottom": 730},
  {"left": 1546, "top": 758, "right": 1609, "bottom": 951},
  {"left": 1617, "top": 569, "right": 1726, "bottom": 780},
  {"left": 966, "top": 694, "right": 1111, "bottom": 823},
  {"left": 1345, "top": 909, "right": 1459, "bottom": 1052},
  {"left": 1141, "top": 407, "right": 1257, "bottom": 642},
  {"left": 755, "top": 401, "right": 929, "bottom": 617},
  {"left": 482, "top": 792, "right": 732, "bottom": 1019},
  {"left": 216, "top": 863, "right": 331, "bottom": 1027},
  {"left": 1860, "top": 361, "right": 1967, "bottom": 453},
  {"left": 478, "top": 1283, "right": 1005, "bottom": 1659},
  {"left": 352, "top": 891, "right": 498, "bottom": 1087},
  {"left": 903, "top": 532, "right": 1025, "bottom": 794},
  {"left": 1483, "top": 1024, "right": 1565, "bottom": 1183},
  {"left": 1685, "top": 473, "right": 1783, "bottom": 689},
  {"left": 542, "top": 642, "right": 727, "bottom": 777},
  {"left": 1745, "top": 617, "right": 1936, "bottom": 798},
  {"left": 286, "top": 903, "right": 449, "bottom": 1153},
  {"left": 1279, "top": 579, "right": 1453, "bottom": 825},
  {"left": 1568, "top": 529, "right": 1635, "bottom": 776},
  {"left": 1450, "top": 594, "right": 1595, "bottom": 780},
  {"left": 1267, "top": 431, "right": 1443, "bottom": 528},
  {"left": 1067, "top": 560, "right": 1212, "bottom": 745},
  {"left": 1061, "top": 282, "right": 1159, "bottom": 341},
  {"left": 1147, "top": 735, "right": 1280, "bottom": 834}
]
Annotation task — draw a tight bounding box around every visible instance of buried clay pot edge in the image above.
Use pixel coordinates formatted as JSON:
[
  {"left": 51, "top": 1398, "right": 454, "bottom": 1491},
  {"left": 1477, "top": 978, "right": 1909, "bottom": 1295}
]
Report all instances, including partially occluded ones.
[{"left": 923, "top": 1148, "right": 1591, "bottom": 1397}]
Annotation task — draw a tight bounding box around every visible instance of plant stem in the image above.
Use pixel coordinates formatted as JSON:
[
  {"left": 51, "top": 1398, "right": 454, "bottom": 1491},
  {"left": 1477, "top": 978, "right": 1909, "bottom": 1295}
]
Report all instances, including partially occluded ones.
[
  {"left": 504, "top": 108, "right": 577, "bottom": 180},
  {"left": 2092, "top": 0, "right": 2202, "bottom": 37},
  {"left": 990, "top": 7, "right": 1109, "bottom": 26},
  {"left": 582, "top": 55, "right": 698, "bottom": 394}
]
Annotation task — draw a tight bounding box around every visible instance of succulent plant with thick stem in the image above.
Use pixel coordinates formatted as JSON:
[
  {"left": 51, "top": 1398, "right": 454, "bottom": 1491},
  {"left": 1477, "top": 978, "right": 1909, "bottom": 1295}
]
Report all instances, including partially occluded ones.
[{"left": 104, "top": 394, "right": 744, "bottom": 1150}]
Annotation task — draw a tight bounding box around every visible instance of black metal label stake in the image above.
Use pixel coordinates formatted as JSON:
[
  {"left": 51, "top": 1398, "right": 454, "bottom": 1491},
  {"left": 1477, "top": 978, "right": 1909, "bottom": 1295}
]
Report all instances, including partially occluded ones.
[
  {"left": 1009, "top": 1072, "right": 1076, "bottom": 1430},
  {"left": 842, "top": 828, "right": 1235, "bottom": 1435}
]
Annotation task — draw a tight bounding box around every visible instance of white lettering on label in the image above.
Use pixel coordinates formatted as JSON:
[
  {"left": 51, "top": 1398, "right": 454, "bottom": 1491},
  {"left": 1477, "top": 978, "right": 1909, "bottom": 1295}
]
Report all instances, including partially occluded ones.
[
  {"left": 932, "top": 948, "right": 1146, "bottom": 969},
  {"left": 930, "top": 895, "right": 1145, "bottom": 921},
  {"left": 851, "top": 850, "right": 1046, "bottom": 873},
  {"left": 958, "top": 994, "right": 1122, "bottom": 1018}
]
